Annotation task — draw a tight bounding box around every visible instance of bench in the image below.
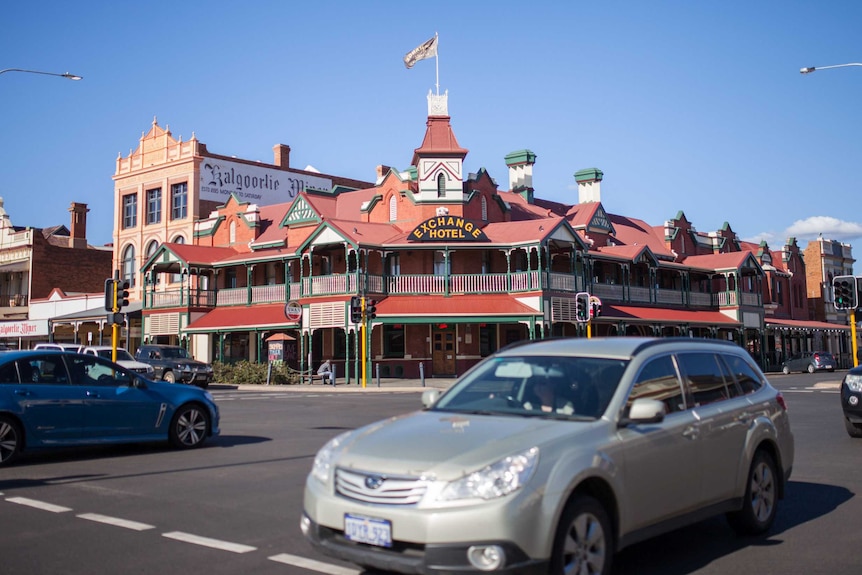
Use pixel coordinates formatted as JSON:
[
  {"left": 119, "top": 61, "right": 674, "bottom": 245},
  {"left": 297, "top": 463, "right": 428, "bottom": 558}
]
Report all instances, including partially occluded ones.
[{"left": 307, "top": 371, "right": 336, "bottom": 385}]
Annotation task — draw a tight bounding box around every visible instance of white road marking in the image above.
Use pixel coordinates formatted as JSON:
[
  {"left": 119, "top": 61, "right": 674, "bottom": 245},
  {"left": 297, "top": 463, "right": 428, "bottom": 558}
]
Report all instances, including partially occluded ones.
[
  {"left": 77, "top": 513, "right": 155, "bottom": 531},
  {"left": 6, "top": 497, "right": 72, "bottom": 513},
  {"left": 268, "top": 553, "right": 360, "bottom": 575},
  {"left": 162, "top": 531, "right": 257, "bottom": 553}
]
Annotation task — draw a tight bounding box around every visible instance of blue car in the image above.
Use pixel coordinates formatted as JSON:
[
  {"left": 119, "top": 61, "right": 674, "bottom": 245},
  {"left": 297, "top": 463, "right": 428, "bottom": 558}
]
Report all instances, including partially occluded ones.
[{"left": 0, "top": 350, "right": 220, "bottom": 466}]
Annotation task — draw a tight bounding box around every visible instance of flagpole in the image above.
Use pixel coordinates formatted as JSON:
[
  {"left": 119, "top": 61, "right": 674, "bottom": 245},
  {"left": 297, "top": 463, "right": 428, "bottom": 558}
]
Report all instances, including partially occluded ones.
[{"left": 435, "top": 32, "right": 440, "bottom": 95}]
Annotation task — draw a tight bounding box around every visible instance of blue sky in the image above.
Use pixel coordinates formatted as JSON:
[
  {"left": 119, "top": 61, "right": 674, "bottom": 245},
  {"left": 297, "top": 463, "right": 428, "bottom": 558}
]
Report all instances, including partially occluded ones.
[{"left": 3, "top": 1, "right": 862, "bottom": 253}]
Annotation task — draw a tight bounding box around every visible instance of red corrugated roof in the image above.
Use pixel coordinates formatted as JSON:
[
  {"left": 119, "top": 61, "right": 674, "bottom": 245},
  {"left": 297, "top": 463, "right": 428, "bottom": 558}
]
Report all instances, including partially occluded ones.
[
  {"left": 379, "top": 294, "right": 539, "bottom": 317},
  {"left": 602, "top": 305, "right": 741, "bottom": 326},
  {"left": 765, "top": 318, "right": 849, "bottom": 331},
  {"left": 184, "top": 303, "right": 296, "bottom": 332}
]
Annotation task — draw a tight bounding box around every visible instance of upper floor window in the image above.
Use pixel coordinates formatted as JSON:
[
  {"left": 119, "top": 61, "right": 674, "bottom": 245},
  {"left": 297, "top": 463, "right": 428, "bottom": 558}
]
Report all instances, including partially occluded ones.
[
  {"left": 229, "top": 221, "right": 237, "bottom": 244},
  {"left": 171, "top": 235, "right": 185, "bottom": 283},
  {"left": 171, "top": 182, "right": 188, "bottom": 220},
  {"left": 121, "top": 244, "right": 136, "bottom": 288},
  {"left": 437, "top": 173, "right": 446, "bottom": 198},
  {"left": 434, "top": 251, "right": 449, "bottom": 275},
  {"left": 389, "top": 195, "right": 397, "bottom": 221},
  {"left": 226, "top": 268, "right": 237, "bottom": 289},
  {"left": 481, "top": 196, "right": 488, "bottom": 221},
  {"left": 146, "top": 188, "right": 162, "bottom": 225},
  {"left": 122, "top": 194, "right": 137, "bottom": 229},
  {"left": 386, "top": 253, "right": 401, "bottom": 276},
  {"left": 146, "top": 240, "right": 159, "bottom": 285}
]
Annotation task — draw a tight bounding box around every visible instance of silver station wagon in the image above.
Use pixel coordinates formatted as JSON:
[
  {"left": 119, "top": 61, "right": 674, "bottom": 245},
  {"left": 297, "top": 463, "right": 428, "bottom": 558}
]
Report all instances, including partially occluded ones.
[{"left": 301, "top": 337, "right": 794, "bottom": 575}]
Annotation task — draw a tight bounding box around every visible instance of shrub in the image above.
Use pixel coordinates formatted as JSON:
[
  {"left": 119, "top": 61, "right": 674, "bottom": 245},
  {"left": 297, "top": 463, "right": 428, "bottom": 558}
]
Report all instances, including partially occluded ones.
[{"left": 213, "top": 361, "right": 302, "bottom": 386}]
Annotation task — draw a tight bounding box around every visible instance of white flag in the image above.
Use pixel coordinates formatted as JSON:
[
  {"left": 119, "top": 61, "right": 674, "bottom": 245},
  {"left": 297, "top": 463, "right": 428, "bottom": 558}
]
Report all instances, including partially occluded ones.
[{"left": 403, "top": 36, "right": 438, "bottom": 69}]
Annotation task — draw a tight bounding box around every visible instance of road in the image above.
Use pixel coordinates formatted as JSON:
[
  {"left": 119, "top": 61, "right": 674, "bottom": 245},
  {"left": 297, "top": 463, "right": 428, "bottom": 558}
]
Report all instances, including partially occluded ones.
[{"left": 0, "top": 372, "right": 857, "bottom": 575}]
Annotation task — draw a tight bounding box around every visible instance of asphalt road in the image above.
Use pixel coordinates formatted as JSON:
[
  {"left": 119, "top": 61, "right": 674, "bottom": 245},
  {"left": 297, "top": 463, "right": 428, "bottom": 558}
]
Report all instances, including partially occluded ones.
[{"left": 0, "top": 372, "right": 858, "bottom": 575}]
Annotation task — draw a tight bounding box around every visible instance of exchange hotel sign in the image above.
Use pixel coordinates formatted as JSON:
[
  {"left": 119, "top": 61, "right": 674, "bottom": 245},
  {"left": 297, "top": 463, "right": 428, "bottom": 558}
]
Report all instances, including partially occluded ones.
[
  {"left": 409, "top": 216, "right": 489, "bottom": 242},
  {"left": 200, "top": 158, "right": 333, "bottom": 205}
]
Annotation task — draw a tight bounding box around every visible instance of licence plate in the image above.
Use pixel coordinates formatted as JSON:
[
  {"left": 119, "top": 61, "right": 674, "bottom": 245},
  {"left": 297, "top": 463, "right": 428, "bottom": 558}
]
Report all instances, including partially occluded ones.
[{"left": 344, "top": 514, "right": 392, "bottom": 547}]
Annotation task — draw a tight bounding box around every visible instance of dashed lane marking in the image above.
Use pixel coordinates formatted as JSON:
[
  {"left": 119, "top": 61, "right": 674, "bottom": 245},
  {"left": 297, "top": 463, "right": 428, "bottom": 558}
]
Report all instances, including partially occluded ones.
[
  {"left": 268, "top": 553, "right": 360, "bottom": 575},
  {"left": 6, "top": 496, "right": 72, "bottom": 513},
  {"left": 162, "top": 531, "right": 257, "bottom": 554},
  {"left": 77, "top": 513, "right": 156, "bottom": 531}
]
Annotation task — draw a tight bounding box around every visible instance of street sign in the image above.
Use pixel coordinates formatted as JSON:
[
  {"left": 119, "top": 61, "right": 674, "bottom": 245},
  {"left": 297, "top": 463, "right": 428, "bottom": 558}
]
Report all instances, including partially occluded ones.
[{"left": 284, "top": 301, "right": 302, "bottom": 322}]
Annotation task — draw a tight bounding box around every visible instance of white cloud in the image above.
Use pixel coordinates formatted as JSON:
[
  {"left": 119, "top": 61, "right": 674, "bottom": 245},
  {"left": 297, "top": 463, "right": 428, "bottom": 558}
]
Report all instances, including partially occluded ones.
[{"left": 743, "top": 216, "right": 862, "bottom": 248}]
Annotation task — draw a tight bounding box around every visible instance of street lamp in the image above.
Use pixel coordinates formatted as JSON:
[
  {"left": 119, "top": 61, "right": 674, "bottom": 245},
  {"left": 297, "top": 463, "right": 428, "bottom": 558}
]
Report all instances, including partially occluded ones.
[
  {"left": 800, "top": 63, "right": 862, "bottom": 75},
  {"left": 0, "top": 68, "right": 82, "bottom": 80}
]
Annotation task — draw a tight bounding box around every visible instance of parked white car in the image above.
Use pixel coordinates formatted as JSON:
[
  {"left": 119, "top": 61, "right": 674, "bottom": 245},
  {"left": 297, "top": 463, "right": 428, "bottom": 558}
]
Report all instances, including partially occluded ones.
[{"left": 81, "top": 346, "right": 156, "bottom": 378}]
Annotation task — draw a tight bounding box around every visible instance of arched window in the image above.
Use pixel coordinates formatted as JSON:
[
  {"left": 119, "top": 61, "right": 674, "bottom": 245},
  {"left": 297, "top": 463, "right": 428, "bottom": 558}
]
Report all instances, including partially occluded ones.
[
  {"left": 122, "top": 244, "right": 136, "bottom": 288},
  {"left": 171, "top": 235, "right": 186, "bottom": 283},
  {"left": 437, "top": 173, "right": 446, "bottom": 198},
  {"left": 389, "top": 195, "right": 397, "bottom": 221},
  {"left": 146, "top": 240, "right": 159, "bottom": 285},
  {"left": 229, "top": 221, "right": 237, "bottom": 244}
]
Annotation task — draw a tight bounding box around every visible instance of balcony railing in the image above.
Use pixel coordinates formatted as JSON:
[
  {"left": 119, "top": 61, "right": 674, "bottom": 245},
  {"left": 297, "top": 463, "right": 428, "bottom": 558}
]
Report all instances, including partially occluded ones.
[
  {"left": 142, "top": 272, "right": 761, "bottom": 311},
  {"left": 0, "top": 293, "right": 28, "bottom": 307}
]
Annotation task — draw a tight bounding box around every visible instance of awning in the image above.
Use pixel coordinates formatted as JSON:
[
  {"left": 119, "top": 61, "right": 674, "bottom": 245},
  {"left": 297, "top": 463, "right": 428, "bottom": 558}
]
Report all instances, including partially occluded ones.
[
  {"left": 765, "top": 318, "right": 849, "bottom": 331},
  {"left": 184, "top": 303, "right": 298, "bottom": 333},
  {"left": 51, "top": 301, "right": 143, "bottom": 323},
  {"left": 0, "top": 261, "right": 29, "bottom": 274},
  {"left": 377, "top": 294, "right": 539, "bottom": 317},
  {"left": 601, "top": 305, "right": 742, "bottom": 326}
]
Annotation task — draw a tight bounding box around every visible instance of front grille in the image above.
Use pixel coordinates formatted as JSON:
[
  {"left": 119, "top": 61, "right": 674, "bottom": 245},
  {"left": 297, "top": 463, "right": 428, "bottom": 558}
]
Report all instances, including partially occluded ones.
[{"left": 335, "top": 468, "right": 428, "bottom": 505}]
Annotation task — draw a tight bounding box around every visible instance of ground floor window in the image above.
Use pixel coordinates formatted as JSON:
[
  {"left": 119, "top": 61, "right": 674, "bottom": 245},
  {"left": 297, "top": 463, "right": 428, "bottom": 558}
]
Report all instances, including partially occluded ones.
[
  {"left": 480, "top": 325, "right": 498, "bottom": 357},
  {"left": 383, "top": 325, "right": 405, "bottom": 357}
]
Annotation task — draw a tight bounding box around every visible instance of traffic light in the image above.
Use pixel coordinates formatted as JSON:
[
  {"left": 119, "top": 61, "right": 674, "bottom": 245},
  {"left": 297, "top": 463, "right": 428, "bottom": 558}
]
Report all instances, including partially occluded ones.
[
  {"left": 104, "top": 278, "right": 117, "bottom": 311},
  {"left": 833, "top": 275, "right": 858, "bottom": 310},
  {"left": 575, "top": 292, "right": 590, "bottom": 323},
  {"left": 117, "top": 280, "right": 130, "bottom": 309},
  {"left": 350, "top": 296, "right": 363, "bottom": 323},
  {"left": 107, "top": 312, "right": 125, "bottom": 326},
  {"left": 365, "top": 298, "right": 377, "bottom": 321}
]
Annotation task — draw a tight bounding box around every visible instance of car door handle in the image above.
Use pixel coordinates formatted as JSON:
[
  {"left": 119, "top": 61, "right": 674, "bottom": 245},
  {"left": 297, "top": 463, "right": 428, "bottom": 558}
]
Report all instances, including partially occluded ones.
[
  {"left": 13, "top": 389, "right": 33, "bottom": 397},
  {"left": 86, "top": 391, "right": 101, "bottom": 398},
  {"left": 682, "top": 425, "right": 699, "bottom": 440}
]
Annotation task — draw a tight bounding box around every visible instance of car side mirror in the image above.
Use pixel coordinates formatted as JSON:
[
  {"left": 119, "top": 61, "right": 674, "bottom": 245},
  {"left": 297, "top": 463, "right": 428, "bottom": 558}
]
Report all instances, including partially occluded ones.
[
  {"left": 422, "top": 388, "right": 441, "bottom": 408},
  {"left": 619, "top": 398, "right": 666, "bottom": 426},
  {"left": 133, "top": 376, "right": 148, "bottom": 390}
]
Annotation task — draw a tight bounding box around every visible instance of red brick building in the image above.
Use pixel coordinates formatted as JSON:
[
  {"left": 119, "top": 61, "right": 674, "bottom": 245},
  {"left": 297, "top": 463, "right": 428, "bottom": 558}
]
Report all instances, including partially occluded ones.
[{"left": 137, "top": 91, "right": 850, "bottom": 378}]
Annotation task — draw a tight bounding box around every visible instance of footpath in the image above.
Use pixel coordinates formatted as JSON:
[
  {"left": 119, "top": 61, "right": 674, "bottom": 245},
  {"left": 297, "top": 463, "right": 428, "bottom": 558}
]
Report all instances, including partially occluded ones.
[{"left": 220, "top": 377, "right": 458, "bottom": 393}]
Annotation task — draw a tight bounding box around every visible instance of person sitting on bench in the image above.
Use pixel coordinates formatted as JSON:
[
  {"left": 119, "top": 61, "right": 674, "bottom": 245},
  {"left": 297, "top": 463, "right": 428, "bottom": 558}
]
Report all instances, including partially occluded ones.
[{"left": 317, "top": 359, "right": 335, "bottom": 385}]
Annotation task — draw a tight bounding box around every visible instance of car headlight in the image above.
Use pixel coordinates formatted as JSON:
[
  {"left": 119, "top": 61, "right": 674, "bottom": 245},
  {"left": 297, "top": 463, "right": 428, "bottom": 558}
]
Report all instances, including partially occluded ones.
[
  {"left": 845, "top": 373, "right": 862, "bottom": 392},
  {"left": 175, "top": 363, "right": 189, "bottom": 371},
  {"left": 439, "top": 447, "right": 539, "bottom": 501},
  {"left": 311, "top": 431, "right": 352, "bottom": 484}
]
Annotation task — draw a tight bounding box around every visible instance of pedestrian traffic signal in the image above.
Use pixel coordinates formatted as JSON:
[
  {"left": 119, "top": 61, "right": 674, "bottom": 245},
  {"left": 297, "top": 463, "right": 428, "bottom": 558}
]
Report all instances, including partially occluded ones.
[
  {"left": 107, "top": 312, "right": 125, "bottom": 326},
  {"left": 575, "top": 292, "right": 590, "bottom": 323},
  {"left": 365, "top": 298, "right": 377, "bottom": 320},
  {"left": 117, "top": 280, "right": 130, "bottom": 309},
  {"left": 104, "top": 278, "right": 117, "bottom": 311},
  {"left": 350, "top": 296, "right": 363, "bottom": 323},
  {"left": 833, "top": 275, "right": 858, "bottom": 310}
]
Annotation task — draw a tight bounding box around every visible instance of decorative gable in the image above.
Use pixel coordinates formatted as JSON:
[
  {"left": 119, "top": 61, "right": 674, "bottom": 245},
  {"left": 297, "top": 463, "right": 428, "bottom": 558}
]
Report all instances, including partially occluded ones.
[
  {"left": 587, "top": 204, "right": 614, "bottom": 234},
  {"left": 282, "top": 196, "right": 319, "bottom": 226}
]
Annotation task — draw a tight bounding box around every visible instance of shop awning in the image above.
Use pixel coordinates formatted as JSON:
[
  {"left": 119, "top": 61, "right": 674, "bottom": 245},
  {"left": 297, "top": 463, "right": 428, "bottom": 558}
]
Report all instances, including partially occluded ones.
[
  {"left": 765, "top": 318, "right": 849, "bottom": 331},
  {"left": 184, "top": 303, "right": 298, "bottom": 332},
  {"left": 377, "top": 294, "right": 539, "bottom": 317},
  {"left": 0, "top": 261, "right": 29, "bottom": 274},
  {"left": 601, "top": 305, "right": 742, "bottom": 326}
]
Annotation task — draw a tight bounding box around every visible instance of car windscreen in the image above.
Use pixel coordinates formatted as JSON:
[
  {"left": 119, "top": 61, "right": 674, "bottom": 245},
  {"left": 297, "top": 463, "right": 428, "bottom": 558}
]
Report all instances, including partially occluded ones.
[
  {"left": 96, "top": 349, "right": 135, "bottom": 362},
  {"left": 161, "top": 347, "right": 191, "bottom": 359},
  {"left": 433, "top": 355, "right": 628, "bottom": 419}
]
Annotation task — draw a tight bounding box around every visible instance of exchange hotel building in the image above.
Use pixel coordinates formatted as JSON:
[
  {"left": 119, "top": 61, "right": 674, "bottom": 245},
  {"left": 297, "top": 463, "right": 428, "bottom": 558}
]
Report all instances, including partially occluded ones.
[{"left": 133, "top": 92, "right": 850, "bottom": 380}]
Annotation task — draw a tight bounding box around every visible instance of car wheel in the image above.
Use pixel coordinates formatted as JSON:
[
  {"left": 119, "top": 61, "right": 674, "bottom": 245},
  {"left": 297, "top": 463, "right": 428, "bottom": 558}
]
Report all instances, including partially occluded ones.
[
  {"left": 0, "top": 416, "right": 23, "bottom": 467},
  {"left": 782, "top": 365, "right": 790, "bottom": 375},
  {"left": 163, "top": 370, "right": 176, "bottom": 383},
  {"left": 551, "top": 495, "right": 613, "bottom": 575},
  {"left": 727, "top": 450, "right": 778, "bottom": 535},
  {"left": 807, "top": 363, "right": 815, "bottom": 374},
  {"left": 169, "top": 404, "right": 209, "bottom": 449},
  {"left": 844, "top": 417, "right": 862, "bottom": 438}
]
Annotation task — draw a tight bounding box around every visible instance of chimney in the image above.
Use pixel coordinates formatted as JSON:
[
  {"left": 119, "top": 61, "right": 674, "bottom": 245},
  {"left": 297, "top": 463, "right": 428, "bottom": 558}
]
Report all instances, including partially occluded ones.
[
  {"left": 376, "top": 165, "right": 392, "bottom": 184},
  {"left": 273, "top": 144, "right": 291, "bottom": 169},
  {"left": 505, "top": 149, "right": 537, "bottom": 203},
  {"left": 69, "top": 202, "right": 89, "bottom": 249},
  {"left": 575, "top": 168, "right": 603, "bottom": 204}
]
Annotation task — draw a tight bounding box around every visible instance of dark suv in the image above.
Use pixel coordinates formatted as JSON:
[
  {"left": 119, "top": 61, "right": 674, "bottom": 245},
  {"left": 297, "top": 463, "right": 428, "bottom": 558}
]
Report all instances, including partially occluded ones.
[{"left": 134, "top": 344, "right": 214, "bottom": 388}]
